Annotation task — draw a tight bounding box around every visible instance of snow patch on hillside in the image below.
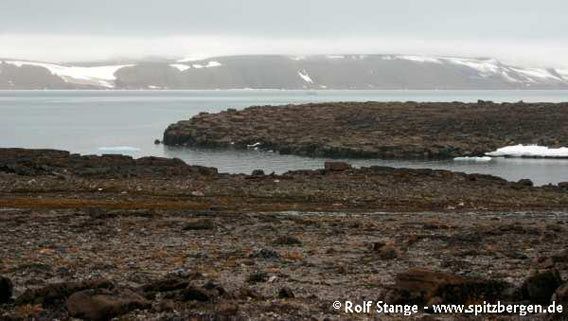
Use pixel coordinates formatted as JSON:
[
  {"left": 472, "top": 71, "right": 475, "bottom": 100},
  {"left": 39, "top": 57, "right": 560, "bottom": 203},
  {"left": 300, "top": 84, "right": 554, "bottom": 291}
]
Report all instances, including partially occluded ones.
[
  {"left": 170, "top": 64, "right": 191, "bottom": 72},
  {"left": 192, "top": 61, "right": 222, "bottom": 69},
  {"left": 298, "top": 69, "right": 314, "bottom": 84},
  {"left": 5, "top": 60, "right": 132, "bottom": 87},
  {"left": 511, "top": 68, "right": 563, "bottom": 82}
]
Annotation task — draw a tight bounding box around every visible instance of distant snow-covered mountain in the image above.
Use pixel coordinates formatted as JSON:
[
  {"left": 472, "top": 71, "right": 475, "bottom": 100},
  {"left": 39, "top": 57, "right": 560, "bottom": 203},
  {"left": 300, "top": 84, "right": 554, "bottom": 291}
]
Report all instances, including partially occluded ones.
[{"left": 1, "top": 55, "right": 568, "bottom": 90}]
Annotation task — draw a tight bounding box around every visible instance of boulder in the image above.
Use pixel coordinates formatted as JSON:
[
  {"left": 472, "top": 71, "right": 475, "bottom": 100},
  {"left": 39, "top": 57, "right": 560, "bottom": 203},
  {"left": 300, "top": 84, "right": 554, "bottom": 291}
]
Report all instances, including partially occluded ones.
[
  {"left": 250, "top": 248, "right": 280, "bottom": 260},
  {"left": 273, "top": 235, "right": 302, "bottom": 246},
  {"left": 278, "top": 287, "right": 295, "bottom": 299},
  {"left": 66, "top": 288, "right": 150, "bottom": 321},
  {"left": 553, "top": 282, "right": 568, "bottom": 306},
  {"left": 520, "top": 269, "right": 563, "bottom": 304},
  {"left": 0, "top": 275, "right": 13, "bottom": 303},
  {"left": 183, "top": 219, "right": 216, "bottom": 230},
  {"left": 182, "top": 286, "right": 213, "bottom": 302},
  {"left": 517, "top": 179, "right": 534, "bottom": 187},
  {"left": 16, "top": 279, "right": 114, "bottom": 306},
  {"left": 385, "top": 269, "right": 512, "bottom": 305}
]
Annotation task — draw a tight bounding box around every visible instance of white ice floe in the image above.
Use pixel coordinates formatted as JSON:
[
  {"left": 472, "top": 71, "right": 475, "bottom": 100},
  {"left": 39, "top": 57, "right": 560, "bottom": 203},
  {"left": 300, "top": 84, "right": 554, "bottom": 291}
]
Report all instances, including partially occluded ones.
[
  {"left": 298, "top": 69, "right": 314, "bottom": 84},
  {"left": 5, "top": 60, "right": 132, "bottom": 87},
  {"left": 170, "top": 64, "right": 191, "bottom": 72},
  {"left": 486, "top": 145, "right": 568, "bottom": 158},
  {"left": 327, "top": 55, "right": 345, "bottom": 59},
  {"left": 453, "top": 156, "right": 492, "bottom": 162},
  {"left": 98, "top": 146, "right": 141, "bottom": 153}
]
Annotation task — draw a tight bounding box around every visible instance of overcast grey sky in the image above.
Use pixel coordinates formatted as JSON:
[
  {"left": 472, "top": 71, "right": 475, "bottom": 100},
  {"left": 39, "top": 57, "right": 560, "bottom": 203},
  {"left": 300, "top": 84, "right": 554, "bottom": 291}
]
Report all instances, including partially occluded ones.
[{"left": 1, "top": 0, "right": 567, "bottom": 66}]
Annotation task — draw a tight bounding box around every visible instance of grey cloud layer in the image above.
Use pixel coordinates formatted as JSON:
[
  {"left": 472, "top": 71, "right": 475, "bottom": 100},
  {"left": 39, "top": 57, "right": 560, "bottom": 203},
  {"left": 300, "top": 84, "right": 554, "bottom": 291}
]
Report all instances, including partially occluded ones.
[{"left": 1, "top": 0, "right": 566, "bottom": 40}]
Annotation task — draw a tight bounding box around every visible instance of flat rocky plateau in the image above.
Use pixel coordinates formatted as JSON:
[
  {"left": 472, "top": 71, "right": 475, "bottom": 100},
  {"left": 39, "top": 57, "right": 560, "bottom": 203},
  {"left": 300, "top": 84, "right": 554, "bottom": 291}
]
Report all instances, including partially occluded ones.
[
  {"left": 0, "top": 148, "right": 567, "bottom": 320},
  {"left": 163, "top": 101, "right": 568, "bottom": 159}
]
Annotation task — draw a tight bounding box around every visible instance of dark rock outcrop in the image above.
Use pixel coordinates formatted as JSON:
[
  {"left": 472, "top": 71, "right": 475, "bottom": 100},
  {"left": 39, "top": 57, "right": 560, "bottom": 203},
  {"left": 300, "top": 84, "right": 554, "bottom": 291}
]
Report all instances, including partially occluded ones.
[
  {"left": 0, "top": 148, "right": 217, "bottom": 178},
  {"left": 520, "top": 269, "right": 563, "bottom": 304},
  {"left": 15, "top": 279, "right": 114, "bottom": 306},
  {"left": 66, "top": 288, "right": 150, "bottom": 321},
  {"left": 385, "top": 269, "right": 513, "bottom": 305}
]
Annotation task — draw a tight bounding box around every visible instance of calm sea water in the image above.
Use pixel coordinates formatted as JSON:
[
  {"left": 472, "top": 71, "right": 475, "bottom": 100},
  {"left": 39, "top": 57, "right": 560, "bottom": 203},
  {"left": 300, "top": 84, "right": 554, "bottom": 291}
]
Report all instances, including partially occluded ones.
[{"left": 0, "top": 90, "right": 567, "bottom": 185}]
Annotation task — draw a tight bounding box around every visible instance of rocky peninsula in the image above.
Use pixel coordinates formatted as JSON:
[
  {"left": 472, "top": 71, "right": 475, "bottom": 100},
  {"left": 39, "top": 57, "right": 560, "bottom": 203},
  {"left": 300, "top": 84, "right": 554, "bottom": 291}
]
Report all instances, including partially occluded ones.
[
  {"left": 163, "top": 101, "right": 568, "bottom": 159},
  {"left": 0, "top": 148, "right": 568, "bottom": 320}
]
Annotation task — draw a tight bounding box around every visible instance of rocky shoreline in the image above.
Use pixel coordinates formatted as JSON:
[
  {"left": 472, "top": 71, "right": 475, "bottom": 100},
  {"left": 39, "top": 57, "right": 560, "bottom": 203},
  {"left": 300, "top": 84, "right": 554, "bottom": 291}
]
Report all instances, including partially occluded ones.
[
  {"left": 163, "top": 101, "right": 568, "bottom": 159},
  {"left": 1, "top": 148, "right": 568, "bottom": 320}
]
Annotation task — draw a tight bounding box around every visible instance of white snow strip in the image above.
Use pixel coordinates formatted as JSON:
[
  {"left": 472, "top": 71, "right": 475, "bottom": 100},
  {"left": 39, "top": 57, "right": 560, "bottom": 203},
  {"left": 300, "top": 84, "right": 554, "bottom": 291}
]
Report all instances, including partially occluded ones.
[
  {"left": 170, "top": 64, "right": 191, "bottom": 72},
  {"left": 486, "top": 145, "right": 568, "bottom": 158},
  {"left": 453, "top": 156, "right": 492, "bottom": 162},
  {"left": 98, "top": 146, "right": 141, "bottom": 152},
  {"left": 397, "top": 55, "right": 442, "bottom": 64},
  {"left": 444, "top": 58, "right": 501, "bottom": 76},
  {"left": 298, "top": 70, "right": 314, "bottom": 84},
  {"left": 327, "top": 55, "right": 345, "bottom": 59},
  {"left": 247, "top": 142, "right": 262, "bottom": 148},
  {"left": 557, "top": 69, "right": 568, "bottom": 79},
  {"left": 511, "top": 67, "right": 562, "bottom": 82},
  {"left": 5, "top": 60, "right": 132, "bottom": 87}
]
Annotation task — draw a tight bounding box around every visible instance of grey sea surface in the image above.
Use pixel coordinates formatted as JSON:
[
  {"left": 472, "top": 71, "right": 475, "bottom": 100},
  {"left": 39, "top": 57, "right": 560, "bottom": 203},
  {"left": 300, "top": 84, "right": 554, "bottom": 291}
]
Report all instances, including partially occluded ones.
[{"left": 1, "top": 90, "right": 567, "bottom": 185}]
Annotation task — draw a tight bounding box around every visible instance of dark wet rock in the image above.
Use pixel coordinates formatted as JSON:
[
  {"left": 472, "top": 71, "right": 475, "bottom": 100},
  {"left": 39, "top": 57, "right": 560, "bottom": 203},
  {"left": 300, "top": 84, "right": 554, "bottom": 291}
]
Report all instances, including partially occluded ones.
[
  {"left": 520, "top": 269, "right": 563, "bottom": 304},
  {"left": 15, "top": 279, "right": 114, "bottom": 306},
  {"left": 183, "top": 219, "right": 216, "bottom": 230},
  {"left": 154, "top": 139, "right": 161, "bottom": 145},
  {"left": 385, "top": 269, "right": 513, "bottom": 305},
  {"left": 250, "top": 248, "right": 280, "bottom": 260},
  {"left": 0, "top": 276, "right": 13, "bottom": 303},
  {"left": 66, "top": 288, "right": 150, "bottom": 321},
  {"left": 559, "top": 182, "right": 568, "bottom": 190},
  {"left": 278, "top": 287, "right": 295, "bottom": 299},
  {"left": 517, "top": 179, "right": 534, "bottom": 187},
  {"left": 181, "top": 285, "right": 213, "bottom": 302},
  {"left": 273, "top": 235, "right": 302, "bottom": 246},
  {"left": 251, "top": 169, "right": 265, "bottom": 176},
  {"left": 324, "top": 161, "right": 351, "bottom": 172}
]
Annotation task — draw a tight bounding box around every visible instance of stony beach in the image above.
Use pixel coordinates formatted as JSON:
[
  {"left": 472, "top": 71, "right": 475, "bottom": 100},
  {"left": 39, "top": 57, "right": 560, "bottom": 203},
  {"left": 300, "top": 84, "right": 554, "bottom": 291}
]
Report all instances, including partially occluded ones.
[{"left": 0, "top": 148, "right": 567, "bottom": 320}]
